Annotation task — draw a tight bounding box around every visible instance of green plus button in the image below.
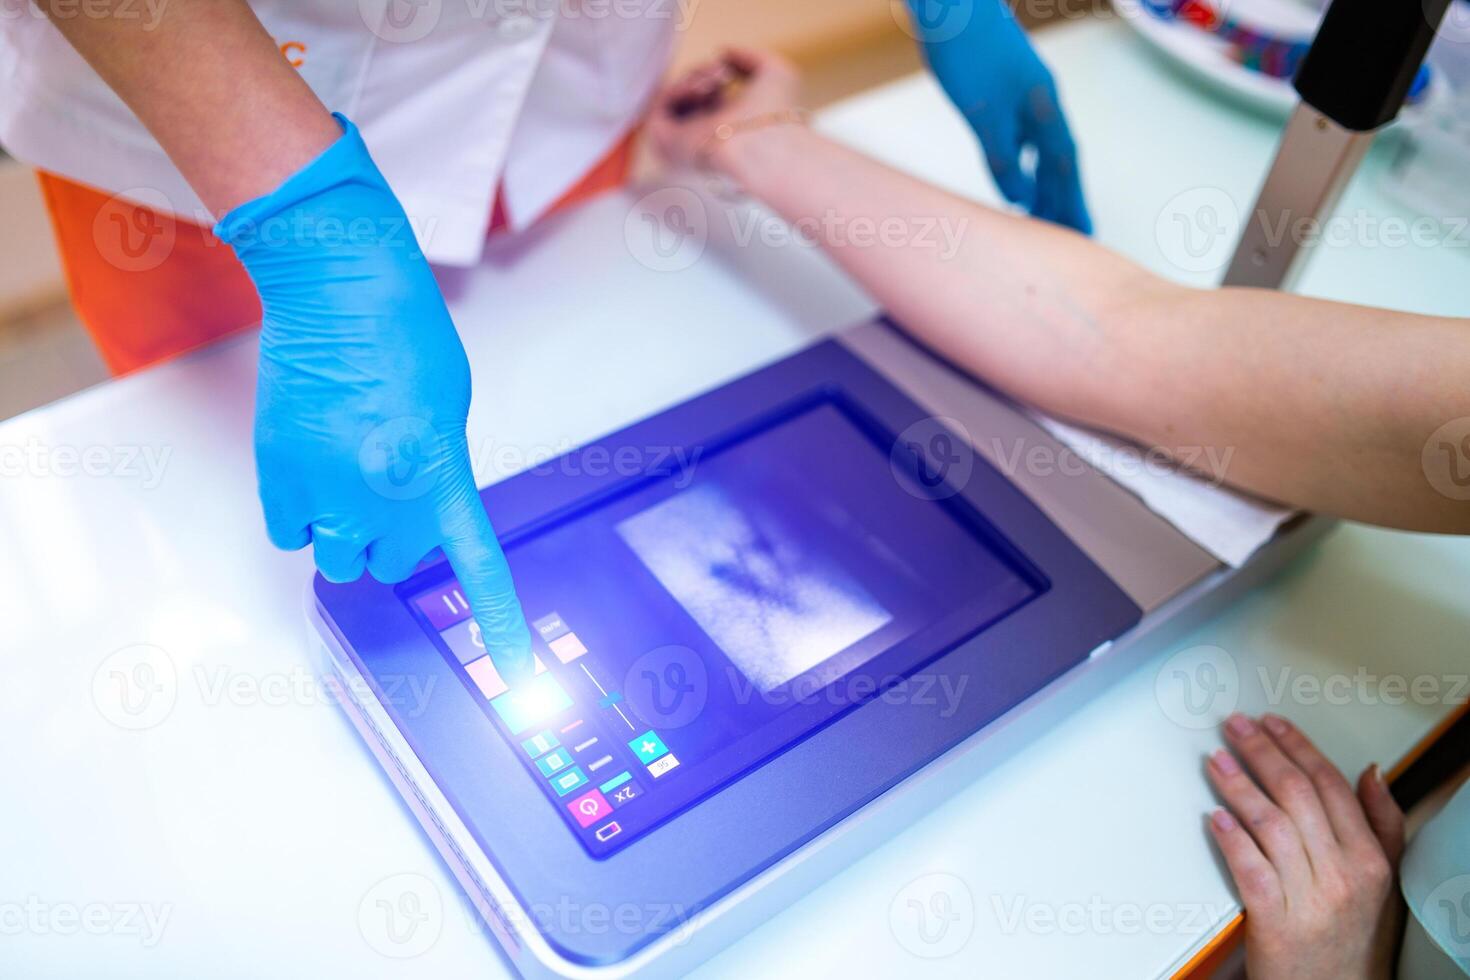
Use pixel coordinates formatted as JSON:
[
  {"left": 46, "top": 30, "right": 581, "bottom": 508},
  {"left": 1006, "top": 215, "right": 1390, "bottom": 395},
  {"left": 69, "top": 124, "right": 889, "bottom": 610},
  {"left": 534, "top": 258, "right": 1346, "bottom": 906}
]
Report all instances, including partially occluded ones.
[{"left": 628, "top": 730, "right": 669, "bottom": 765}]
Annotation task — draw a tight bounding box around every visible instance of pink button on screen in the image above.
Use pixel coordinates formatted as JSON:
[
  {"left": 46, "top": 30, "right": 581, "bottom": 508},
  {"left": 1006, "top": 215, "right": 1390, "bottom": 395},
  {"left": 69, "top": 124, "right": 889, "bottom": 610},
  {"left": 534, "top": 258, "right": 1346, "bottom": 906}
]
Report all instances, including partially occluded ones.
[
  {"left": 567, "top": 789, "right": 612, "bottom": 828},
  {"left": 464, "top": 656, "right": 509, "bottom": 700}
]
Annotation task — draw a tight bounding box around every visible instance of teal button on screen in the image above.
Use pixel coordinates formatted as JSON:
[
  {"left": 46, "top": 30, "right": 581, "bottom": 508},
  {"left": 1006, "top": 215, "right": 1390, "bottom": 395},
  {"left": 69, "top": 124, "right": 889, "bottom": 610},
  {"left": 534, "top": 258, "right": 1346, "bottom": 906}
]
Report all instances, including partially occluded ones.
[
  {"left": 628, "top": 730, "right": 669, "bottom": 764},
  {"left": 536, "top": 748, "right": 573, "bottom": 776},
  {"left": 549, "top": 766, "right": 588, "bottom": 797},
  {"left": 489, "top": 673, "right": 574, "bottom": 735},
  {"left": 521, "top": 731, "right": 559, "bottom": 757},
  {"left": 599, "top": 770, "right": 632, "bottom": 794}
]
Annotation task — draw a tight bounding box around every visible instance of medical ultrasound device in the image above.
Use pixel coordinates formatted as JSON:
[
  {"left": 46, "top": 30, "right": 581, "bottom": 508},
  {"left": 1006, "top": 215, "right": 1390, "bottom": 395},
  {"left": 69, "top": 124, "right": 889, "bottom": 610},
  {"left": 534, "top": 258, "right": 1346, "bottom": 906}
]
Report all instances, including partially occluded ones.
[{"left": 310, "top": 318, "right": 1330, "bottom": 977}]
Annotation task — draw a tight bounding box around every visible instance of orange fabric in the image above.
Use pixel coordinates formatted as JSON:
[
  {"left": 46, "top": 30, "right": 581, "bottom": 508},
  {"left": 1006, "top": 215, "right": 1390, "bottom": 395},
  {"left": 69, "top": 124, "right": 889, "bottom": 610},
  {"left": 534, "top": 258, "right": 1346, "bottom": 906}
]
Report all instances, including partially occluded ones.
[
  {"left": 37, "top": 170, "right": 262, "bottom": 376},
  {"left": 40, "top": 129, "right": 638, "bottom": 376}
]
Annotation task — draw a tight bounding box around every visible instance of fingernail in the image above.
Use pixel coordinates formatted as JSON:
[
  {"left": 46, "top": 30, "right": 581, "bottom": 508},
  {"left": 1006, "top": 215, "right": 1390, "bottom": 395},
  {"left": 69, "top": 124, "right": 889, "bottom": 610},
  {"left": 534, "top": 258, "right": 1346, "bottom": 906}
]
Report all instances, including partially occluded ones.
[
  {"left": 1262, "top": 714, "right": 1290, "bottom": 736},
  {"left": 1226, "top": 713, "right": 1256, "bottom": 737},
  {"left": 1370, "top": 763, "right": 1386, "bottom": 786},
  {"left": 1211, "top": 809, "right": 1237, "bottom": 832},
  {"left": 496, "top": 648, "right": 537, "bottom": 686},
  {"left": 1211, "top": 749, "right": 1241, "bottom": 775}
]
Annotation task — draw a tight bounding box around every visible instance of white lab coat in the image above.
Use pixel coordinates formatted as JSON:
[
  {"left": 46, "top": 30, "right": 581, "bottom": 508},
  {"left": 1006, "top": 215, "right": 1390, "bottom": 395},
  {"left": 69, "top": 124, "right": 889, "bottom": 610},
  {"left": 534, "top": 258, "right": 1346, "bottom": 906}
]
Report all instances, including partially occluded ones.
[{"left": 0, "top": 0, "right": 675, "bottom": 266}]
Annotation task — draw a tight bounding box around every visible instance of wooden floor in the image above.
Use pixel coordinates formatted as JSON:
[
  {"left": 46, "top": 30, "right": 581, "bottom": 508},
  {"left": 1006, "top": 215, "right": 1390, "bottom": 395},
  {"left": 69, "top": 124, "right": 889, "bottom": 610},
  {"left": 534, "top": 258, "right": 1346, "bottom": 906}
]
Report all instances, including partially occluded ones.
[{"left": 671, "top": 0, "right": 925, "bottom": 101}]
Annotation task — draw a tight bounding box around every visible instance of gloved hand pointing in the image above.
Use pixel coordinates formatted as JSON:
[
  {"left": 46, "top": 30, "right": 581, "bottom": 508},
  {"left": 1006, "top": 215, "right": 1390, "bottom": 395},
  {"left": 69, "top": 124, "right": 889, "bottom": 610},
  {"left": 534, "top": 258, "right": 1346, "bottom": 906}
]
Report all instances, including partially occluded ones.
[{"left": 216, "top": 115, "right": 534, "bottom": 681}]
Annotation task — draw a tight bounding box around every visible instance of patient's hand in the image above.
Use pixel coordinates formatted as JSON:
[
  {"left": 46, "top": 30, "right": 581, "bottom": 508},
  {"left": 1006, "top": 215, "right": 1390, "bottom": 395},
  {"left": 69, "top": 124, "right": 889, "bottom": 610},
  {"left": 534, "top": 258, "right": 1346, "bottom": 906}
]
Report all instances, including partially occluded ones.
[
  {"left": 1207, "top": 714, "right": 1405, "bottom": 980},
  {"left": 647, "top": 47, "right": 802, "bottom": 172}
]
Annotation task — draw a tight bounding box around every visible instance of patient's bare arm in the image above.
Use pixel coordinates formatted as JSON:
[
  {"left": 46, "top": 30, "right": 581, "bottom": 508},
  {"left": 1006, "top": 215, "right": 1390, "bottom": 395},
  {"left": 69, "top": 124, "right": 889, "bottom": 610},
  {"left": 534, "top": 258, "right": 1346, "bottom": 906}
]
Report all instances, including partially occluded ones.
[{"left": 649, "top": 50, "right": 1470, "bottom": 534}]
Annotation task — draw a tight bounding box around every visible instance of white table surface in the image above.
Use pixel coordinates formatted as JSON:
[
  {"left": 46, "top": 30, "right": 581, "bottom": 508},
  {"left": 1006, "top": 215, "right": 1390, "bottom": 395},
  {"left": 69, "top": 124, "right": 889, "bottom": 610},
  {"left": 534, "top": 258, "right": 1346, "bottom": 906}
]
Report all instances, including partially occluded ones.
[{"left": 2, "top": 16, "right": 1467, "bottom": 980}]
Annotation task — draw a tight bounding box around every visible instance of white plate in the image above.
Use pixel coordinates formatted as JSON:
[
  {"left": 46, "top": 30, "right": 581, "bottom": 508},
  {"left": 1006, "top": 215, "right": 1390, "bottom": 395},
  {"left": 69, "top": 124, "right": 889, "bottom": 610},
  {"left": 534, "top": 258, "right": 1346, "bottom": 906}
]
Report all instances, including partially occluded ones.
[{"left": 1121, "top": 0, "right": 1447, "bottom": 123}]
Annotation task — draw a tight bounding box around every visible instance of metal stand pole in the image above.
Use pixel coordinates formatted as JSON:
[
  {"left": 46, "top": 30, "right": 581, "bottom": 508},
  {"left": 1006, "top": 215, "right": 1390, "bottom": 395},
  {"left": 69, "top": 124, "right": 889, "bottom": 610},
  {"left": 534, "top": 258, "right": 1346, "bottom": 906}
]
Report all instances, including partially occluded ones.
[{"left": 1223, "top": 0, "right": 1452, "bottom": 290}]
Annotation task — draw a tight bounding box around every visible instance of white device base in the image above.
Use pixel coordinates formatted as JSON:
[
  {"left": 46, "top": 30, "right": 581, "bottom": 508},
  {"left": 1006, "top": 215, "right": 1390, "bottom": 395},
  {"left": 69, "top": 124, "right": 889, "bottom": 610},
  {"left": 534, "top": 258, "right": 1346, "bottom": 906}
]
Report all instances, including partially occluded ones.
[{"left": 306, "top": 514, "right": 1333, "bottom": 978}]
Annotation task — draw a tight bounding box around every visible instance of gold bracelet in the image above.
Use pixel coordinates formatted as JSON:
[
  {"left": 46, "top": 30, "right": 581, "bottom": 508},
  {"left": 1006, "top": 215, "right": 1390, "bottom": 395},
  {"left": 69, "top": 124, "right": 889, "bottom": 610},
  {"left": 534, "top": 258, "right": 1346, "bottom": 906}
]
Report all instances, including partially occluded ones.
[{"left": 694, "top": 108, "right": 810, "bottom": 170}]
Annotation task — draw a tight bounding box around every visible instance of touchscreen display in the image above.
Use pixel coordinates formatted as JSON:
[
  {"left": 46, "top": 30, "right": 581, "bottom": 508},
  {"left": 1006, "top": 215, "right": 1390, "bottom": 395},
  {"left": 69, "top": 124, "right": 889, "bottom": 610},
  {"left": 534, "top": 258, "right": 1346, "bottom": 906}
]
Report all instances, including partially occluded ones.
[
  {"left": 406, "top": 400, "right": 1040, "bottom": 857},
  {"left": 615, "top": 483, "right": 893, "bottom": 693}
]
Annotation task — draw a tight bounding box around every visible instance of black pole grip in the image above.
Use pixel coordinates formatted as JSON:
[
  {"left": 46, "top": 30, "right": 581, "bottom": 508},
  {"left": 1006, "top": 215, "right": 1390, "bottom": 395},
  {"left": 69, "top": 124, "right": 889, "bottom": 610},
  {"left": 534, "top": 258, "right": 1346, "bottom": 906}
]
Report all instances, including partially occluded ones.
[{"left": 1294, "top": 0, "right": 1453, "bottom": 131}]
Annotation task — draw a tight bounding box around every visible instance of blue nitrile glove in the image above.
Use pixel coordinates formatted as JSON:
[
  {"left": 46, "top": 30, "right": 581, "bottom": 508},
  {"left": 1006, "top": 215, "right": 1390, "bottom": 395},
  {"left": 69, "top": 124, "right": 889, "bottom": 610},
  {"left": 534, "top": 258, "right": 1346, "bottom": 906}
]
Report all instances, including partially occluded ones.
[
  {"left": 906, "top": 0, "right": 1093, "bottom": 233},
  {"left": 216, "top": 114, "right": 534, "bottom": 681}
]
